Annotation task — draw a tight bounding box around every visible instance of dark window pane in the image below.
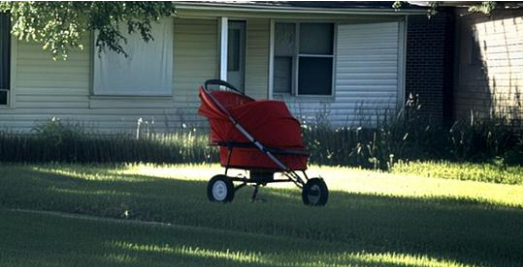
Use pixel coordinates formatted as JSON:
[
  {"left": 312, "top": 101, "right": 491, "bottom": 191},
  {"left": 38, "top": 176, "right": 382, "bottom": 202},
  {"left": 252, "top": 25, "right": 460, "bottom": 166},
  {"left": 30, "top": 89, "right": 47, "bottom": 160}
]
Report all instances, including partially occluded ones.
[
  {"left": 298, "top": 57, "right": 332, "bottom": 95},
  {"left": 0, "top": 90, "right": 7, "bottom": 105},
  {"left": 275, "top": 23, "right": 295, "bottom": 56},
  {"left": 227, "top": 29, "right": 240, "bottom": 71},
  {"left": 0, "top": 12, "right": 10, "bottom": 90},
  {"left": 299, "top": 23, "right": 333, "bottom": 55},
  {"left": 274, "top": 56, "right": 292, "bottom": 94}
]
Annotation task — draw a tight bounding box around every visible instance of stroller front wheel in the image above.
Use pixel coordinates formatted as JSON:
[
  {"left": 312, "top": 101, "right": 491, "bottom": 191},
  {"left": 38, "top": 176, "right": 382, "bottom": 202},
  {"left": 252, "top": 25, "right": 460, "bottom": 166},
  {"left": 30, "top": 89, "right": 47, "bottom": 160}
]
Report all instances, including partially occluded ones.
[
  {"left": 302, "top": 178, "right": 328, "bottom": 206},
  {"left": 208, "top": 175, "right": 235, "bottom": 203}
]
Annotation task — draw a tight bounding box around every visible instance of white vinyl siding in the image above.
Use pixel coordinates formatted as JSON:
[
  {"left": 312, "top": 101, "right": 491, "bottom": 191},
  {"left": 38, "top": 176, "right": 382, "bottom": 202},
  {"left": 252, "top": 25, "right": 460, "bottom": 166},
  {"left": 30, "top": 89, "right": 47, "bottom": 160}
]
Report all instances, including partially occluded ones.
[
  {"left": 276, "top": 21, "right": 403, "bottom": 127},
  {"left": 171, "top": 18, "right": 219, "bottom": 125},
  {"left": 0, "top": 18, "right": 218, "bottom": 132},
  {"left": 244, "top": 18, "right": 270, "bottom": 99},
  {"left": 0, "top": 14, "right": 406, "bottom": 132}
]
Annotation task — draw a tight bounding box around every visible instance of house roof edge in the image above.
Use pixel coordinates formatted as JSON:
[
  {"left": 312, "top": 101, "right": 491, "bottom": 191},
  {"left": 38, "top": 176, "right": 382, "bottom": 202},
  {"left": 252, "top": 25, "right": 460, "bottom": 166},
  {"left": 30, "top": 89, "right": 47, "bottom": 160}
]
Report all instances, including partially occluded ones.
[{"left": 174, "top": 2, "right": 428, "bottom": 16}]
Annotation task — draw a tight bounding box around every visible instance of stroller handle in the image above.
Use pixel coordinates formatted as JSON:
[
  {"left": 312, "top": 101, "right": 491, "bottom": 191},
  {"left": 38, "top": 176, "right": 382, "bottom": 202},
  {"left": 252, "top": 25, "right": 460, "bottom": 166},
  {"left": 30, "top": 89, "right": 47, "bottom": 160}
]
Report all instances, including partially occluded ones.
[{"left": 204, "top": 79, "right": 245, "bottom": 95}]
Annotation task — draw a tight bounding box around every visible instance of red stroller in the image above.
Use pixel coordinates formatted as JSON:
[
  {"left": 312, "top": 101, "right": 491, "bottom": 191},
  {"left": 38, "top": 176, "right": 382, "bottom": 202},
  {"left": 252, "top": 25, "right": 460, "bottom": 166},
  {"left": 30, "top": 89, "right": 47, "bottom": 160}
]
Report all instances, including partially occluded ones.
[{"left": 198, "top": 79, "right": 328, "bottom": 206}]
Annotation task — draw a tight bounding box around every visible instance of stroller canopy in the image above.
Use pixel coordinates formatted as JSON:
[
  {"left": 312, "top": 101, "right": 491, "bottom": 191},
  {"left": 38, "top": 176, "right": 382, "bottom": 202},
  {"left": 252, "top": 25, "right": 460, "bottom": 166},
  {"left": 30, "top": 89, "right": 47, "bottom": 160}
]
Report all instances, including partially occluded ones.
[{"left": 198, "top": 87, "right": 305, "bottom": 150}]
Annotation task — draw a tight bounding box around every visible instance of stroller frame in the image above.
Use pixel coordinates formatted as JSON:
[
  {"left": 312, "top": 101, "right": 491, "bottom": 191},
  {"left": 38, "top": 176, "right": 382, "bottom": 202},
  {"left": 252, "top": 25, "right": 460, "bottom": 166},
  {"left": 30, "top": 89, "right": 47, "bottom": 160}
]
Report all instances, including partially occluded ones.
[{"left": 201, "top": 79, "right": 328, "bottom": 205}]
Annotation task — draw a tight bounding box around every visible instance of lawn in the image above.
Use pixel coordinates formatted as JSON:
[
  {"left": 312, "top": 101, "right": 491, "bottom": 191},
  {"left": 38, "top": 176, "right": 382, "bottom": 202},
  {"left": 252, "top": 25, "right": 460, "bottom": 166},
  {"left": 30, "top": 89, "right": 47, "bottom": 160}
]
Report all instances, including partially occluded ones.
[{"left": 0, "top": 163, "right": 522, "bottom": 267}]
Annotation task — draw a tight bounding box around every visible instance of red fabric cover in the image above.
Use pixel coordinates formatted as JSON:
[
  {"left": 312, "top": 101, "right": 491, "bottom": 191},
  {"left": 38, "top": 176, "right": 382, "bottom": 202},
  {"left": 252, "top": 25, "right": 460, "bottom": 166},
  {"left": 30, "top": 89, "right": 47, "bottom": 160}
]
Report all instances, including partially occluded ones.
[
  {"left": 219, "top": 147, "right": 307, "bottom": 171},
  {"left": 198, "top": 87, "right": 308, "bottom": 170}
]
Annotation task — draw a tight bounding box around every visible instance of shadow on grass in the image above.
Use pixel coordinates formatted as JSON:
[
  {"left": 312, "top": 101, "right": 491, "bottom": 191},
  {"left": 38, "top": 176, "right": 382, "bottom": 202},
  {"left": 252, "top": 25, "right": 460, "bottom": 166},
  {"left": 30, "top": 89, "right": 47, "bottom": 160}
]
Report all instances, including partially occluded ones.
[
  {"left": 0, "top": 166, "right": 522, "bottom": 267},
  {"left": 1, "top": 209, "right": 496, "bottom": 267}
]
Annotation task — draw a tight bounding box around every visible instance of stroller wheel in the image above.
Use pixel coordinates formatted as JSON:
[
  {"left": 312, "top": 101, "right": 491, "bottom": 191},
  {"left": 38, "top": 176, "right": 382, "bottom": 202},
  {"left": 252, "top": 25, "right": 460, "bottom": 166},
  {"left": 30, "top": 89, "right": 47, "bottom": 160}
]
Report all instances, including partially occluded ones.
[
  {"left": 207, "top": 175, "right": 234, "bottom": 203},
  {"left": 302, "top": 178, "right": 328, "bottom": 206}
]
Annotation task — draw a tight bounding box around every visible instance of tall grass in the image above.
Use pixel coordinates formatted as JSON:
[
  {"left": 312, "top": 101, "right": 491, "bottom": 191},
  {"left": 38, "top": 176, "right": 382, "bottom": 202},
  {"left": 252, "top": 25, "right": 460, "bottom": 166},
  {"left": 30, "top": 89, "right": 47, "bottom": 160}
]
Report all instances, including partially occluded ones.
[
  {"left": 303, "top": 117, "right": 522, "bottom": 169},
  {"left": 392, "top": 161, "right": 523, "bottom": 185},
  {"left": 0, "top": 111, "right": 522, "bottom": 168},
  {"left": 0, "top": 119, "right": 217, "bottom": 164}
]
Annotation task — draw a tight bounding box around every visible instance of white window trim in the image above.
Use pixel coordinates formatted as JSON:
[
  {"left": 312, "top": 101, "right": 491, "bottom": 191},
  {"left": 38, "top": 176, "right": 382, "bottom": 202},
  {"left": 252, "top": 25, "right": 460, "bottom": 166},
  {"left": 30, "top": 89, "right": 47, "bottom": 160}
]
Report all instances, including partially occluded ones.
[
  {"left": 268, "top": 19, "right": 275, "bottom": 100},
  {"left": 270, "top": 21, "right": 337, "bottom": 99},
  {"left": 219, "top": 17, "right": 228, "bottom": 82}
]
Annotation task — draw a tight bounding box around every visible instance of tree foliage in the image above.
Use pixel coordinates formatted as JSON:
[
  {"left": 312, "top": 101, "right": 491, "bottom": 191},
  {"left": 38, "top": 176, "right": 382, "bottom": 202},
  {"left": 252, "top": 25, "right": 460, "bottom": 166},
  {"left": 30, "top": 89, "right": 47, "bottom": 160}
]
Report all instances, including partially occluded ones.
[
  {"left": 467, "top": 1, "right": 498, "bottom": 15},
  {"left": 0, "top": 1, "right": 175, "bottom": 60},
  {"left": 393, "top": 1, "right": 498, "bottom": 17}
]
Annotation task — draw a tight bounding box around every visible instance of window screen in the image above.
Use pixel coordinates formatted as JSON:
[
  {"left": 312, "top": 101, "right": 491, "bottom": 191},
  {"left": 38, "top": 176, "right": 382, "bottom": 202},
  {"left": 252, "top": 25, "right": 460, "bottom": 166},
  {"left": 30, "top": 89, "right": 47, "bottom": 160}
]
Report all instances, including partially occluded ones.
[
  {"left": 274, "top": 56, "right": 292, "bottom": 94},
  {"left": 299, "top": 23, "right": 333, "bottom": 55},
  {"left": 228, "top": 28, "right": 240, "bottom": 71},
  {"left": 298, "top": 57, "right": 333, "bottom": 95},
  {"left": 274, "top": 23, "right": 295, "bottom": 94},
  {"left": 275, "top": 23, "right": 295, "bottom": 56}
]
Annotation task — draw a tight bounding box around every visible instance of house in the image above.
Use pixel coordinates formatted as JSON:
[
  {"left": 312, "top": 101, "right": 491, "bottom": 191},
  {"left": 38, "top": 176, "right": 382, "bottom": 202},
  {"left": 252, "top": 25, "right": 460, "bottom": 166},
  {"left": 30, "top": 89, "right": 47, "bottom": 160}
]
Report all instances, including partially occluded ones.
[
  {"left": 404, "top": 2, "right": 523, "bottom": 125},
  {"left": 453, "top": 4, "right": 523, "bottom": 124},
  {"left": 0, "top": 2, "right": 521, "bottom": 133}
]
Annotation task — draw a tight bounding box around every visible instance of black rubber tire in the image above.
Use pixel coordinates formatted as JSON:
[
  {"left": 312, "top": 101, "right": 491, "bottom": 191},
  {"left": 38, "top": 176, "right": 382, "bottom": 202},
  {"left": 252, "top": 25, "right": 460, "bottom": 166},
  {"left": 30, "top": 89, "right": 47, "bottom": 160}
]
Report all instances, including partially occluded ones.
[
  {"left": 302, "top": 178, "right": 328, "bottom": 206},
  {"left": 207, "top": 175, "right": 235, "bottom": 203}
]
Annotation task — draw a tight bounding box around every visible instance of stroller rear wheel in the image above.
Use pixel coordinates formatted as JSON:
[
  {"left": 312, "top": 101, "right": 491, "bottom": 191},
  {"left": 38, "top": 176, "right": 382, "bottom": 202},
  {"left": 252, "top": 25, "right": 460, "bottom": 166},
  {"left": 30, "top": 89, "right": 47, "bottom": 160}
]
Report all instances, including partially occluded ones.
[
  {"left": 302, "top": 178, "right": 328, "bottom": 206},
  {"left": 208, "top": 175, "right": 235, "bottom": 203}
]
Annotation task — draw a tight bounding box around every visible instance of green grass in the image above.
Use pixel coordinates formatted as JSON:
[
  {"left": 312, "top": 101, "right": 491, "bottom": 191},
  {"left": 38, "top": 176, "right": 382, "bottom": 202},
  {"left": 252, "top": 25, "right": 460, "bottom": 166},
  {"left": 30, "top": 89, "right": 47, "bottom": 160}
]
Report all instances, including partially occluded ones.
[
  {"left": 1, "top": 163, "right": 522, "bottom": 267},
  {"left": 391, "top": 161, "right": 523, "bottom": 185}
]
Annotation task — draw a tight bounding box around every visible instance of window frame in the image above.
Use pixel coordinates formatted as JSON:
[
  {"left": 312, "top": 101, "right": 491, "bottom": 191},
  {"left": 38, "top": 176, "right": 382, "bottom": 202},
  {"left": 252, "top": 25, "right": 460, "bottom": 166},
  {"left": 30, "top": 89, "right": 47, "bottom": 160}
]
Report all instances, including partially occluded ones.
[
  {"left": 272, "top": 21, "right": 337, "bottom": 98},
  {"left": 0, "top": 12, "right": 12, "bottom": 107}
]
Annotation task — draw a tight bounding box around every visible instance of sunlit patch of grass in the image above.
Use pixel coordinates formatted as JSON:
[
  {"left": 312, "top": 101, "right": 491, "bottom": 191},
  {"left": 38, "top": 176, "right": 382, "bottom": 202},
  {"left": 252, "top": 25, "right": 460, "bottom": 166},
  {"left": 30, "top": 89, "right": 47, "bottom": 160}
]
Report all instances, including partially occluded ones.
[
  {"left": 313, "top": 165, "right": 523, "bottom": 208},
  {"left": 338, "top": 252, "right": 481, "bottom": 267},
  {"left": 23, "top": 163, "right": 523, "bottom": 209},
  {"left": 115, "top": 163, "right": 239, "bottom": 181},
  {"left": 392, "top": 161, "right": 523, "bottom": 185},
  {"left": 31, "top": 165, "right": 151, "bottom": 182},
  {"left": 112, "top": 242, "right": 266, "bottom": 264},
  {"left": 48, "top": 186, "right": 132, "bottom": 197},
  {"left": 112, "top": 241, "right": 482, "bottom": 267},
  {"left": 112, "top": 163, "right": 523, "bottom": 208}
]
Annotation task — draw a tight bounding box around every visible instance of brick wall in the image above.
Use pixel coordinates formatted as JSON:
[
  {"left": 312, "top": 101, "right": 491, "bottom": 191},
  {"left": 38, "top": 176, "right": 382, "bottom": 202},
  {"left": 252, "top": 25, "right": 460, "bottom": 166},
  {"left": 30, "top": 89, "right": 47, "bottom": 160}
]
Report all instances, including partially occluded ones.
[{"left": 405, "top": 10, "right": 455, "bottom": 124}]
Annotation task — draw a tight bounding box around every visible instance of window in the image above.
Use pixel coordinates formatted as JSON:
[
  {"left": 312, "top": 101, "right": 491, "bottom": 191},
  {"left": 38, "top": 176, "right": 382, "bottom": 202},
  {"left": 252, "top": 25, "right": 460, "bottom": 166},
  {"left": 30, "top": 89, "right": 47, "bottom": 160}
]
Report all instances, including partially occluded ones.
[
  {"left": 273, "top": 22, "right": 334, "bottom": 96},
  {"left": 0, "top": 12, "right": 10, "bottom": 105},
  {"left": 227, "top": 28, "right": 241, "bottom": 72},
  {"left": 93, "top": 18, "right": 173, "bottom": 96}
]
